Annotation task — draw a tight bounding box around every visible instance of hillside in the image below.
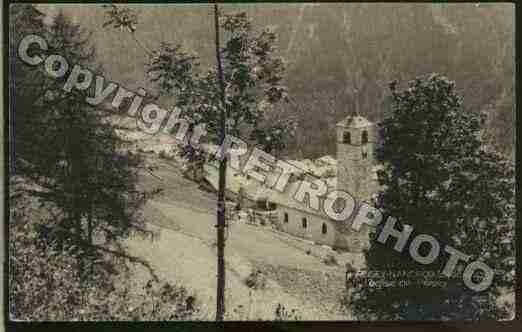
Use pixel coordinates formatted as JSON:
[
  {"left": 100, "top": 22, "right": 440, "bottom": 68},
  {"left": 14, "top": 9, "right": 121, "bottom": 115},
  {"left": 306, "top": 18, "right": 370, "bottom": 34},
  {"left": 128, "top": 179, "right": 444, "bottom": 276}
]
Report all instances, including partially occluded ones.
[
  {"left": 122, "top": 152, "right": 365, "bottom": 320},
  {"left": 35, "top": 4, "right": 515, "bottom": 158},
  {"left": 9, "top": 3, "right": 514, "bottom": 322}
]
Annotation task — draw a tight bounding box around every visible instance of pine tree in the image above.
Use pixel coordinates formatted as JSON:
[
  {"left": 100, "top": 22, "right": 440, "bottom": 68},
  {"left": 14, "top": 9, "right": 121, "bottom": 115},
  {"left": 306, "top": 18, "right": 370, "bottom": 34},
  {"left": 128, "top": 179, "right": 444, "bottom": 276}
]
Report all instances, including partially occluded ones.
[
  {"left": 11, "top": 8, "right": 157, "bottom": 275},
  {"left": 352, "top": 74, "right": 515, "bottom": 320},
  {"left": 10, "top": 4, "right": 47, "bottom": 172}
]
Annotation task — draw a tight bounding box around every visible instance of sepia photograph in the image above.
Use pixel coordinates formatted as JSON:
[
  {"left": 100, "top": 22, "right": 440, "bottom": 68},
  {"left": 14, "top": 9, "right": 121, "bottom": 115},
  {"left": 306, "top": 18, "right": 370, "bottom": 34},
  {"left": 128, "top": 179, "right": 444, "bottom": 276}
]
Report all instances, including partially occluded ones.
[{"left": 6, "top": 2, "right": 516, "bottom": 322}]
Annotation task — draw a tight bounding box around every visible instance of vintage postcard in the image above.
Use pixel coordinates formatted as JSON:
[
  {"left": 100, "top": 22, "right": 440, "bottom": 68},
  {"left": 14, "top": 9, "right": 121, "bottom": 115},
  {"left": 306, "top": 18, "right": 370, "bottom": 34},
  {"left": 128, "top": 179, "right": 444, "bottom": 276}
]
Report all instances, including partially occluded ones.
[{"left": 7, "top": 3, "right": 515, "bottom": 322}]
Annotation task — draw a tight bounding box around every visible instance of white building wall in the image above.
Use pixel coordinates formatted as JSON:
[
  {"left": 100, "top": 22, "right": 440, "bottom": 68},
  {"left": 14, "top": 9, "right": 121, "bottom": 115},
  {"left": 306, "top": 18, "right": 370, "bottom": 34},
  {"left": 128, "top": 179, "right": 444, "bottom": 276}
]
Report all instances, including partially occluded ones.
[
  {"left": 275, "top": 206, "right": 337, "bottom": 247},
  {"left": 272, "top": 204, "right": 373, "bottom": 252}
]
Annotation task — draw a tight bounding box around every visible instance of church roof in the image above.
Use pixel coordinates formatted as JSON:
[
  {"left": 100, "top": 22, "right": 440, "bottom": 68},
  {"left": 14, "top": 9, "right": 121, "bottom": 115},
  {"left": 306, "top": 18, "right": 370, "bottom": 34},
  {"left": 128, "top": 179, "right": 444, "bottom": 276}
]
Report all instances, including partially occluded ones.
[
  {"left": 266, "top": 179, "right": 361, "bottom": 237},
  {"left": 336, "top": 115, "right": 373, "bottom": 128},
  {"left": 267, "top": 181, "right": 326, "bottom": 218},
  {"left": 316, "top": 155, "right": 337, "bottom": 167}
]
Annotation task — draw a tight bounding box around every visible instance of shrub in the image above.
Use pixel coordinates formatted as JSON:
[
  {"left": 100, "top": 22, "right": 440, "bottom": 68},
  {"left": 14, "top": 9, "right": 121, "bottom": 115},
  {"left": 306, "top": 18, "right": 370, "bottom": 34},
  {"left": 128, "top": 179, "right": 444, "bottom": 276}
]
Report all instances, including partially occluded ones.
[
  {"left": 244, "top": 269, "right": 267, "bottom": 290},
  {"left": 158, "top": 149, "right": 170, "bottom": 159},
  {"left": 274, "top": 303, "right": 301, "bottom": 321},
  {"left": 9, "top": 198, "right": 198, "bottom": 321},
  {"left": 323, "top": 254, "right": 338, "bottom": 266}
]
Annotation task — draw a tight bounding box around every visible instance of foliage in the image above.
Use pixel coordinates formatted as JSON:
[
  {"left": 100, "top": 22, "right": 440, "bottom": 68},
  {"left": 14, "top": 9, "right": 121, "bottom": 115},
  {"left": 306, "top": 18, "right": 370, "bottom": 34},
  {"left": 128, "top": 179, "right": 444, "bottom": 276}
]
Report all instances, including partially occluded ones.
[
  {"left": 352, "top": 74, "right": 515, "bottom": 320},
  {"left": 103, "top": 4, "right": 138, "bottom": 32},
  {"left": 9, "top": 192, "right": 197, "bottom": 321},
  {"left": 92, "top": 4, "right": 516, "bottom": 159},
  {"left": 322, "top": 254, "right": 338, "bottom": 266},
  {"left": 228, "top": 300, "right": 301, "bottom": 320},
  {"left": 274, "top": 303, "right": 302, "bottom": 321},
  {"left": 286, "top": 3, "right": 513, "bottom": 159},
  {"left": 158, "top": 149, "right": 174, "bottom": 160},
  {"left": 11, "top": 7, "right": 158, "bottom": 266},
  {"left": 10, "top": 6, "right": 171, "bottom": 322},
  {"left": 104, "top": 7, "right": 293, "bottom": 157},
  {"left": 245, "top": 269, "right": 267, "bottom": 290}
]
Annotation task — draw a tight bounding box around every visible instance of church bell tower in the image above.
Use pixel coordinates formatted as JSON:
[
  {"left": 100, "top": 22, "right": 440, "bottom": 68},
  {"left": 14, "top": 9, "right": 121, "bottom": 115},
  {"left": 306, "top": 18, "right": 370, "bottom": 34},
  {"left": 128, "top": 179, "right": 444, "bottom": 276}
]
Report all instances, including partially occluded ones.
[{"left": 336, "top": 114, "right": 376, "bottom": 202}]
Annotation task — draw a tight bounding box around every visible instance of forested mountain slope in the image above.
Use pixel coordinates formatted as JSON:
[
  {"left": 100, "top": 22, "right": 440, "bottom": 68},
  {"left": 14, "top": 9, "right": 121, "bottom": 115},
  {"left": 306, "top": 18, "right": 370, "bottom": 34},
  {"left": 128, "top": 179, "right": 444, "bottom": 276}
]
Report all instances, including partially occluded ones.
[{"left": 36, "top": 4, "right": 514, "bottom": 158}]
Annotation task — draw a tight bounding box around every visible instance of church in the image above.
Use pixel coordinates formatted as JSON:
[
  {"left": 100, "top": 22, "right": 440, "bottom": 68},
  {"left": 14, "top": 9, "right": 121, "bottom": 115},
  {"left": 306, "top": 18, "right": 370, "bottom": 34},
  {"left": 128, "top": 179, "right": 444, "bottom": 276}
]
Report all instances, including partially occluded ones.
[
  {"left": 267, "top": 114, "right": 382, "bottom": 252},
  {"left": 203, "top": 113, "right": 383, "bottom": 252}
]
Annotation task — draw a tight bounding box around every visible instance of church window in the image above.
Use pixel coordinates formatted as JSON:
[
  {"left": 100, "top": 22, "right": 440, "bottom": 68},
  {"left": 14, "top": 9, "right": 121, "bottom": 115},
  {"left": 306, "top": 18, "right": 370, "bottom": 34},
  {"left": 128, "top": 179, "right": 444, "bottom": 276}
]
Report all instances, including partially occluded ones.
[
  {"left": 480, "top": 114, "right": 487, "bottom": 126},
  {"left": 322, "top": 223, "right": 327, "bottom": 234},
  {"left": 284, "top": 213, "right": 289, "bottom": 223},
  {"left": 362, "top": 130, "right": 369, "bottom": 144},
  {"left": 302, "top": 217, "right": 307, "bottom": 228},
  {"left": 343, "top": 132, "right": 351, "bottom": 144}
]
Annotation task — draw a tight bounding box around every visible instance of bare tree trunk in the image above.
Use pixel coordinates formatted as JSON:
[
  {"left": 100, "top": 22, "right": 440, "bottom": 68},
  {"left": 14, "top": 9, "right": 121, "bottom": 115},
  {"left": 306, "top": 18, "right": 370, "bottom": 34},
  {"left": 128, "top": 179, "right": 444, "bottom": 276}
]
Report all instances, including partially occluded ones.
[
  {"left": 213, "top": 1, "right": 227, "bottom": 322},
  {"left": 89, "top": 153, "right": 97, "bottom": 249},
  {"left": 67, "top": 109, "right": 84, "bottom": 278},
  {"left": 87, "top": 205, "right": 94, "bottom": 276}
]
